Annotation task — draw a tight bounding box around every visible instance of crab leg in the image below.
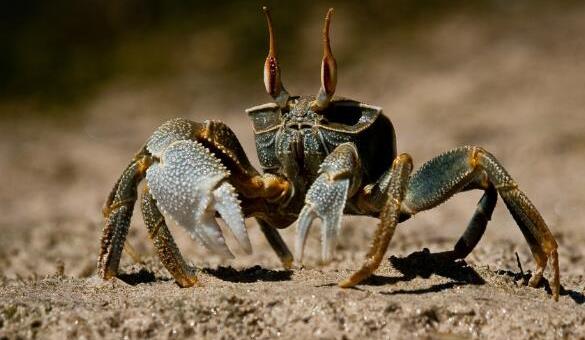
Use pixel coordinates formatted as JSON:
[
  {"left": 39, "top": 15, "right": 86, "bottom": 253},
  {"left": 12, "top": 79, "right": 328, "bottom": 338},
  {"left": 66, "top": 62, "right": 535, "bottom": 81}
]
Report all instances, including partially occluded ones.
[
  {"left": 98, "top": 148, "right": 151, "bottom": 280},
  {"left": 452, "top": 183, "right": 497, "bottom": 258},
  {"left": 400, "top": 146, "right": 559, "bottom": 300},
  {"left": 257, "top": 219, "right": 294, "bottom": 268},
  {"left": 141, "top": 186, "right": 198, "bottom": 287},
  {"left": 339, "top": 153, "right": 413, "bottom": 287}
]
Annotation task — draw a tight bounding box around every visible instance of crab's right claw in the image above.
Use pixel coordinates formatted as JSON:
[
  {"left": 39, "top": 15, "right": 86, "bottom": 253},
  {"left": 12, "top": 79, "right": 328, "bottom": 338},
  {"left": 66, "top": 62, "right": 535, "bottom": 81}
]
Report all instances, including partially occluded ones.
[
  {"left": 145, "top": 139, "right": 251, "bottom": 258},
  {"left": 295, "top": 174, "right": 350, "bottom": 264}
]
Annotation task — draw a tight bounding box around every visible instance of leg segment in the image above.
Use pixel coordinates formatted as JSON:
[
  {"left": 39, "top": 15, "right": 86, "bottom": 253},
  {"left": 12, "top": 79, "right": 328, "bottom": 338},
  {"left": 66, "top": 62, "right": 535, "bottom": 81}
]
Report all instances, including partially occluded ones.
[
  {"left": 480, "top": 152, "right": 558, "bottom": 292},
  {"left": 98, "top": 148, "right": 152, "bottom": 279},
  {"left": 141, "top": 186, "right": 198, "bottom": 287},
  {"left": 452, "top": 183, "right": 497, "bottom": 258},
  {"left": 401, "top": 146, "right": 559, "bottom": 300},
  {"left": 339, "top": 154, "right": 413, "bottom": 287},
  {"left": 257, "top": 218, "right": 293, "bottom": 269}
]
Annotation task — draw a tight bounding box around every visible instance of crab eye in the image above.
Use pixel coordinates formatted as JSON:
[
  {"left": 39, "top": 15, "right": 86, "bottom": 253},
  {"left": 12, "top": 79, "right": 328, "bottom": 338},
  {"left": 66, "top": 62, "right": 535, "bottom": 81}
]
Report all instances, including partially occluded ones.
[
  {"left": 262, "top": 7, "right": 290, "bottom": 108},
  {"left": 313, "top": 8, "right": 337, "bottom": 111},
  {"left": 321, "top": 103, "right": 362, "bottom": 126}
]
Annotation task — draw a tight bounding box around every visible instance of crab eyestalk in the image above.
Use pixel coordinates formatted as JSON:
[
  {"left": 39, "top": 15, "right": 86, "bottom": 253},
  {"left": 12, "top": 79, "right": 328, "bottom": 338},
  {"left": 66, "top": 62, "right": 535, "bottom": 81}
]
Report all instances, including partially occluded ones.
[
  {"left": 262, "top": 6, "right": 289, "bottom": 108},
  {"left": 313, "top": 8, "right": 337, "bottom": 111}
]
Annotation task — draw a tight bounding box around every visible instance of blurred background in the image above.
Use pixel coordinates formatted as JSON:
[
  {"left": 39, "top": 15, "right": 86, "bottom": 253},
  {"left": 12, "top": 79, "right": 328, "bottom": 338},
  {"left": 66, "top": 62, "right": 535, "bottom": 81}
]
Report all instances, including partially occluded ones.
[{"left": 1, "top": 0, "right": 584, "bottom": 279}]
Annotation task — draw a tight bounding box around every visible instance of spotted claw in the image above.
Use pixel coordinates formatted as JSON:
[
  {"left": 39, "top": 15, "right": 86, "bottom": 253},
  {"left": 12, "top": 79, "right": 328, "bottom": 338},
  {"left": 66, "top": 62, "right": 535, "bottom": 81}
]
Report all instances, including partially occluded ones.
[
  {"left": 145, "top": 139, "right": 251, "bottom": 258},
  {"left": 295, "top": 174, "right": 350, "bottom": 263}
]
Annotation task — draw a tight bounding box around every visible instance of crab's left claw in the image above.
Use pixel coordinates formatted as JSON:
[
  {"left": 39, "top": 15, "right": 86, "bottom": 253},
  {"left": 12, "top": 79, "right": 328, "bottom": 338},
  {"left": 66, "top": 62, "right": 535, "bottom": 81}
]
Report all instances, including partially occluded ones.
[
  {"left": 295, "top": 143, "right": 360, "bottom": 263},
  {"left": 296, "top": 175, "right": 350, "bottom": 263},
  {"left": 146, "top": 139, "right": 252, "bottom": 258}
]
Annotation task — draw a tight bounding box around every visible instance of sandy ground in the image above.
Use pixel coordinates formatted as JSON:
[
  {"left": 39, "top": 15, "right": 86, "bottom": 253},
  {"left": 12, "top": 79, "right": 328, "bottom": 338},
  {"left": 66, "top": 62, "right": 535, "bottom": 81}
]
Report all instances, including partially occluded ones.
[{"left": 1, "top": 4, "right": 585, "bottom": 339}]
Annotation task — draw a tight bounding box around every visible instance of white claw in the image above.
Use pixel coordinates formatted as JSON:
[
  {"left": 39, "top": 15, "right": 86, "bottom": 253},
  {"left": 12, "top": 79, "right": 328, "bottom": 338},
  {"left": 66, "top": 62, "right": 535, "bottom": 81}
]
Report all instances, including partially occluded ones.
[
  {"left": 194, "top": 202, "right": 235, "bottom": 259},
  {"left": 213, "top": 181, "right": 252, "bottom": 254},
  {"left": 295, "top": 205, "right": 317, "bottom": 263},
  {"left": 146, "top": 140, "right": 250, "bottom": 258},
  {"left": 321, "top": 211, "right": 342, "bottom": 263},
  {"left": 295, "top": 175, "right": 349, "bottom": 264}
]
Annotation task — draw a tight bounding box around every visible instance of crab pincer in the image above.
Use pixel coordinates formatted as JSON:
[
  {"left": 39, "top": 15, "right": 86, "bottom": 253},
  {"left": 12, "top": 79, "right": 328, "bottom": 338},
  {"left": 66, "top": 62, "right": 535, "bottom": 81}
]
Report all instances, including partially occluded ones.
[
  {"left": 146, "top": 138, "right": 252, "bottom": 258},
  {"left": 295, "top": 143, "right": 361, "bottom": 264},
  {"left": 296, "top": 174, "right": 350, "bottom": 263}
]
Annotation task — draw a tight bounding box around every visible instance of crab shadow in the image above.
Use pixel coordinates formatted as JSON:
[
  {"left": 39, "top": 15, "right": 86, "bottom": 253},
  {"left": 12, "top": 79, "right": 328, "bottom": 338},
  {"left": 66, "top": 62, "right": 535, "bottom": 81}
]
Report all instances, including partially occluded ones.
[
  {"left": 563, "top": 289, "right": 585, "bottom": 304},
  {"left": 118, "top": 268, "right": 168, "bottom": 285},
  {"left": 361, "top": 248, "right": 485, "bottom": 295},
  {"left": 204, "top": 265, "right": 293, "bottom": 283},
  {"left": 117, "top": 265, "right": 292, "bottom": 285}
]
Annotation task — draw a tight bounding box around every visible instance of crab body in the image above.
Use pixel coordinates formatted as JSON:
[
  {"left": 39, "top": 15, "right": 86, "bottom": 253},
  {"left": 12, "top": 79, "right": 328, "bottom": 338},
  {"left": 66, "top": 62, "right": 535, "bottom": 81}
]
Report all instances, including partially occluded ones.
[
  {"left": 98, "top": 7, "right": 560, "bottom": 300},
  {"left": 248, "top": 95, "right": 396, "bottom": 219}
]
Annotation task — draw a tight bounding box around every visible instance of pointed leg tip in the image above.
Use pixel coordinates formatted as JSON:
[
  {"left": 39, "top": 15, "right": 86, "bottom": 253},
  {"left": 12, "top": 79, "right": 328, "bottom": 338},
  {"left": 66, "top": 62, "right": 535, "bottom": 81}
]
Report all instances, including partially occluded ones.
[
  {"left": 176, "top": 275, "right": 199, "bottom": 288},
  {"left": 528, "top": 277, "right": 542, "bottom": 288},
  {"left": 281, "top": 257, "right": 293, "bottom": 270},
  {"left": 339, "top": 270, "right": 366, "bottom": 288},
  {"left": 338, "top": 278, "right": 356, "bottom": 288},
  {"left": 552, "top": 280, "right": 560, "bottom": 302},
  {"left": 339, "top": 265, "right": 375, "bottom": 289},
  {"left": 87, "top": 274, "right": 112, "bottom": 287},
  {"left": 528, "top": 269, "right": 543, "bottom": 288},
  {"left": 98, "top": 265, "right": 117, "bottom": 281}
]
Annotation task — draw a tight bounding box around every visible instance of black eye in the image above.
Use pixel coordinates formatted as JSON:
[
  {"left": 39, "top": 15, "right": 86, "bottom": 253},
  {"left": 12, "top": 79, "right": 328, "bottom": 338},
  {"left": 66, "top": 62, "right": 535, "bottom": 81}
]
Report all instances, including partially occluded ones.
[{"left": 320, "top": 101, "right": 363, "bottom": 126}]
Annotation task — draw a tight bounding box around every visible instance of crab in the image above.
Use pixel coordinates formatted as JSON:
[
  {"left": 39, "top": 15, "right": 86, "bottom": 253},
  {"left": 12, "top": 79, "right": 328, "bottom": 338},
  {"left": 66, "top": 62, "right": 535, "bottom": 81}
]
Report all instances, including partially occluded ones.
[{"left": 98, "top": 7, "right": 560, "bottom": 300}]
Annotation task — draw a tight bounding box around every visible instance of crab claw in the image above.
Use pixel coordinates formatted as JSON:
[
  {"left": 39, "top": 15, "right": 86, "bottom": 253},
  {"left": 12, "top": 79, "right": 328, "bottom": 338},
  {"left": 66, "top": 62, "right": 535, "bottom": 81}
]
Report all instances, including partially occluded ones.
[
  {"left": 295, "top": 174, "right": 350, "bottom": 263},
  {"left": 145, "top": 139, "right": 252, "bottom": 258}
]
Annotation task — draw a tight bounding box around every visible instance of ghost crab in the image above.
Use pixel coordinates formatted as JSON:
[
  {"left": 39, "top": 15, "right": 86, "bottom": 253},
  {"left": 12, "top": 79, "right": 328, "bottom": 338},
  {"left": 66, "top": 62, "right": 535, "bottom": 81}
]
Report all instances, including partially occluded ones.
[{"left": 98, "top": 7, "right": 560, "bottom": 300}]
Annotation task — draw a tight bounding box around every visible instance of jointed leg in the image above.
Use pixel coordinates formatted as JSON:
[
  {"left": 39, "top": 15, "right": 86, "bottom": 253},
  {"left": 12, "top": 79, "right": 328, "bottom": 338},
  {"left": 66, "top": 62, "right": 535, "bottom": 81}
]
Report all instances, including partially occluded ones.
[
  {"left": 142, "top": 186, "right": 198, "bottom": 287},
  {"left": 452, "top": 183, "right": 497, "bottom": 259},
  {"left": 480, "top": 151, "right": 558, "bottom": 290},
  {"left": 98, "top": 148, "right": 151, "bottom": 279},
  {"left": 401, "top": 146, "right": 559, "bottom": 300},
  {"left": 257, "top": 218, "right": 293, "bottom": 269},
  {"left": 339, "top": 154, "right": 413, "bottom": 287}
]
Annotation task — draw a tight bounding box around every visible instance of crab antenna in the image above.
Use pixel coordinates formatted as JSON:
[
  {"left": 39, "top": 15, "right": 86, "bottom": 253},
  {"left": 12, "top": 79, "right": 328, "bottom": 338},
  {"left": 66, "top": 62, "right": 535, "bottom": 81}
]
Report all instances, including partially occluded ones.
[
  {"left": 262, "top": 6, "right": 289, "bottom": 107},
  {"left": 313, "top": 8, "right": 337, "bottom": 111}
]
